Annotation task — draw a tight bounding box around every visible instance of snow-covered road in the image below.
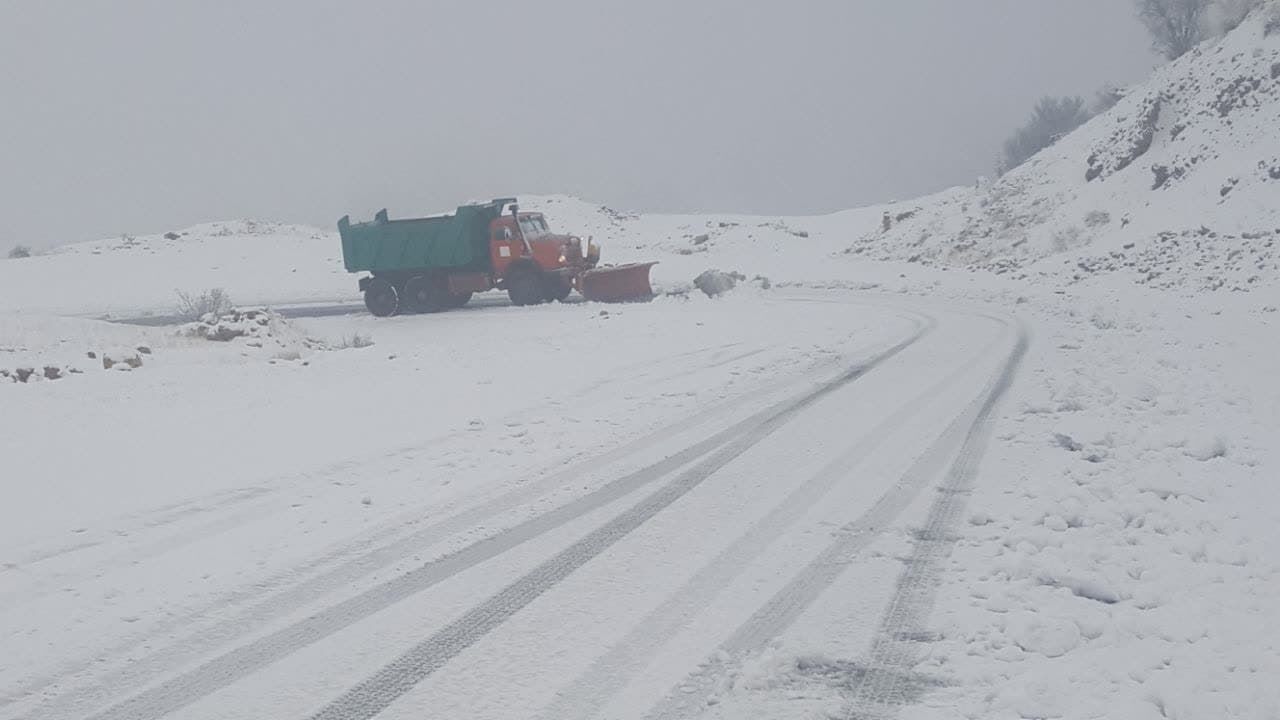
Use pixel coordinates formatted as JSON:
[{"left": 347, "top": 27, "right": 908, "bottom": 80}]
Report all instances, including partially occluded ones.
[{"left": 0, "top": 292, "right": 1023, "bottom": 720}]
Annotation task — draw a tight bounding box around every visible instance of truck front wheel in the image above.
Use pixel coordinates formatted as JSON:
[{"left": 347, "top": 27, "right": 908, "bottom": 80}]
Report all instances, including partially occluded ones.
[
  {"left": 506, "top": 271, "right": 545, "bottom": 307},
  {"left": 364, "top": 278, "right": 400, "bottom": 317},
  {"left": 543, "top": 276, "right": 573, "bottom": 302}
]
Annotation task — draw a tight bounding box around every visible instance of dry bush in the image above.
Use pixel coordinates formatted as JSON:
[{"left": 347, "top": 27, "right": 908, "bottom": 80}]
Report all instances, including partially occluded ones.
[
  {"left": 335, "top": 333, "right": 374, "bottom": 349},
  {"left": 175, "top": 288, "right": 234, "bottom": 320}
]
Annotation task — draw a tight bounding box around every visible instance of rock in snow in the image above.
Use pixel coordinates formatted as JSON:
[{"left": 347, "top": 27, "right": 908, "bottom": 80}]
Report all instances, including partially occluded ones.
[{"left": 693, "top": 269, "right": 746, "bottom": 297}]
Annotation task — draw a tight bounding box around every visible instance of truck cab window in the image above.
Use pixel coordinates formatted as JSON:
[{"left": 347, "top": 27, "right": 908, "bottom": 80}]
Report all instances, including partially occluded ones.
[{"left": 519, "top": 217, "right": 543, "bottom": 240}]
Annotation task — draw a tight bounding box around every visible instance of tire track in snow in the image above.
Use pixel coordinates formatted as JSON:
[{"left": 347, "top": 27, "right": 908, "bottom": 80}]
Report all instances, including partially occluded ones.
[
  {"left": 536, "top": 321, "right": 1000, "bottom": 720},
  {"left": 0, "top": 339, "right": 758, "bottom": 592},
  {"left": 842, "top": 322, "right": 1027, "bottom": 720},
  {"left": 300, "top": 322, "right": 931, "bottom": 720},
  {"left": 72, "top": 322, "right": 929, "bottom": 720},
  {"left": 0, "top": 490, "right": 281, "bottom": 615},
  {"left": 641, "top": 318, "right": 1026, "bottom": 720},
  {"left": 4, "top": 335, "right": 830, "bottom": 716},
  {"left": 0, "top": 486, "right": 271, "bottom": 571}
]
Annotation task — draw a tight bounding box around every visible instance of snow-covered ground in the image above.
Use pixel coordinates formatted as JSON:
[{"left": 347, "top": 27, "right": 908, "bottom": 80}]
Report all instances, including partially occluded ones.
[
  {"left": 914, "top": 287, "right": 1279, "bottom": 720},
  {"left": 2, "top": 7, "right": 1278, "bottom": 720},
  {"left": 686, "top": 285, "right": 1278, "bottom": 720},
  {"left": 4, "top": 231, "right": 1274, "bottom": 720}
]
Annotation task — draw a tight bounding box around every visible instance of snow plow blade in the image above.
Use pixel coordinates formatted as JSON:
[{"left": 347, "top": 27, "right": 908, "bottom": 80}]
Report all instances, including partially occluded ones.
[{"left": 579, "top": 262, "right": 657, "bottom": 303}]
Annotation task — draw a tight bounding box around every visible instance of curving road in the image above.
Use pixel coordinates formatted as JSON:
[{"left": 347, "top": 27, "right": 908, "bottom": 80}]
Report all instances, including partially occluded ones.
[{"left": 4, "top": 293, "right": 1025, "bottom": 720}]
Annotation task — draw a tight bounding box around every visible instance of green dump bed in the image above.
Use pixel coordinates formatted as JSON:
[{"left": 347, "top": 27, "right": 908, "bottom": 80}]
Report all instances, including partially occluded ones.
[{"left": 338, "top": 199, "right": 511, "bottom": 274}]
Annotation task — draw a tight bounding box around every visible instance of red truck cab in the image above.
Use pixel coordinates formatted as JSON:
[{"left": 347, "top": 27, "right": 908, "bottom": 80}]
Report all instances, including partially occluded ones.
[
  {"left": 486, "top": 212, "right": 597, "bottom": 277},
  {"left": 477, "top": 207, "right": 601, "bottom": 305}
]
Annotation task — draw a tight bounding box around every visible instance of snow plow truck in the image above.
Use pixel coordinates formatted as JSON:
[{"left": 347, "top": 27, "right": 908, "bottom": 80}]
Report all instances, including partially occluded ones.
[{"left": 338, "top": 198, "right": 655, "bottom": 316}]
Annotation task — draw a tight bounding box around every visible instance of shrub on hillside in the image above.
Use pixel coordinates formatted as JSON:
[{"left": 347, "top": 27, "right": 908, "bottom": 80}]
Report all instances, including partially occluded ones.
[
  {"left": 335, "top": 333, "right": 374, "bottom": 349},
  {"left": 999, "top": 96, "right": 1092, "bottom": 174},
  {"left": 1266, "top": 2, "right": 1280, "bottom": 34},
  {"left": 1137, "top": 0, "right": 1210, "bottom": 60},
  {"left": 1092, "top": 85, "right": 1127, "bottom": 115},
  {"left": 175, "top": 288, "right": 234, "bottom": 321},
  {"left": 1215, "top": 0, "right": 1263, "bottom": 33},
  {"left": 8, "top": 245, "right": 31, "bottom": 259}
]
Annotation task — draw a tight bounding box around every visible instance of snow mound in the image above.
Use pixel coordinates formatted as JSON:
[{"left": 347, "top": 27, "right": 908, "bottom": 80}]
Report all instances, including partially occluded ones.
[
  {"left": 0, "top": 313, "right": 169, "bottom": 384},
  {"left": 694, "top": 269, "right": 746, "bottom": 297},
  {"left": 1007, "top": 611, "right": 1083, "bottom": 658},
  {"left": 180, "top": 308, "right": 324, "bottom": 359},
  {"left": 1185, "top": 433, "right": 1230, "bottom": 461},
  {"left": 0, "top": 365, "right": 79, "bottom": 384},
  {"left": 690, "top": 269, "right": 771, "bottom": 297},
  {"left": 2, "top": 343, "right": 148, "bottom": 383}
]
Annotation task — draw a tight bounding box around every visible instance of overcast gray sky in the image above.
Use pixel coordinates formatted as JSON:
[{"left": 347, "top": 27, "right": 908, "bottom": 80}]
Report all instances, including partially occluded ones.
[{"left": 1, "top": 1, "right": 1158, "bottom": 249}]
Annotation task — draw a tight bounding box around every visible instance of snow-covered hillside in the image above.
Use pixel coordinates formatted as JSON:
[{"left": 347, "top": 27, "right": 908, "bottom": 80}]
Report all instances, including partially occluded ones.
[{"left": 848, "top": 7, "right": 1280, "bottom": 293}]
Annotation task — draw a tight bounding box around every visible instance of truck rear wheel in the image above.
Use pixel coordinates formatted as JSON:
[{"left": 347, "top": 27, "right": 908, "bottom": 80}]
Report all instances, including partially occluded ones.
[
  {"left": 506, "top": 270, "right": 545, "bottom": 307},
  {"left": 404, "top": 274, "right": 451, "bottom": 313},
  {"left": 449, "top": 292, "right": 473, "bottom": 308},
  {"left": 364, "top": 278, "right": 399, "bottom": 317}
]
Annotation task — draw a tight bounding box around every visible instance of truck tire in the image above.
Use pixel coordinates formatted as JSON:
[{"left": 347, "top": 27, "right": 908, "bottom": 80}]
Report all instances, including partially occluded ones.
[
  {"left": 364, "top": 278, "right": 399, "bottom": 317},
  {"left": 449, "top": 292, "right": 473, "bottom": 308},
  {"left": 543, "top": 277, "right": 572, "bottom": 302},
  {"left": 506, "top": 270, "right": 545, "bottom": 307},
  {"left": 404, "top": 274, "right": 450, "bottom": 313}
]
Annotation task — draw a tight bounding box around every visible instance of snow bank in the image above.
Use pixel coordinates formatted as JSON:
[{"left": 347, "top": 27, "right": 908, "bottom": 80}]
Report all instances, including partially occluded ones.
[
  {"left": 179, "top": 307, "right": 327, "bottom": 360},
  {"left": 913, "top": 286, "right": 1280, "bottom": 720},
  {"left": 0, "top": 313, "right": 166, "bottom": 384}
]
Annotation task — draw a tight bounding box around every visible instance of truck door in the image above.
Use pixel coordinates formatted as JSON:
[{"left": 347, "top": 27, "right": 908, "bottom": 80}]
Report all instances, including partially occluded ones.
[{"left": 490, "top": 220, "right": 518, "bottom": 274}]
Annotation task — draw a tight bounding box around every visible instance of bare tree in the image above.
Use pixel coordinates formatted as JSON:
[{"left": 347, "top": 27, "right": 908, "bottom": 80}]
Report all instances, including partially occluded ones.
[
  {"left": 1214, "top": 0, "right": 1262, "bottom": 33},
  {"left": 999, "top": 96, "right": 1093, "bottom": 175},
  {"left": 1092, "top": 84, "right": 1127, "bottom": 115},
  {"left": 7, "top": 245, "right": 31, "bottom": 259},
  {"left": 1137, "top": 0, "right": 1210, "bottom": 60}
]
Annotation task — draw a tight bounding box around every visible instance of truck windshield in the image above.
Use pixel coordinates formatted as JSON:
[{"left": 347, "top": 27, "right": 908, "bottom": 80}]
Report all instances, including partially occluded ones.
[{"left": 519, "top": 217, "right": 546, "bottom": 240}]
